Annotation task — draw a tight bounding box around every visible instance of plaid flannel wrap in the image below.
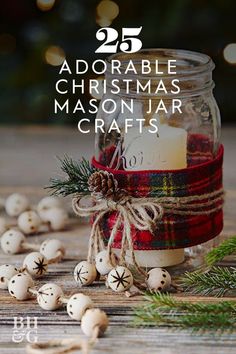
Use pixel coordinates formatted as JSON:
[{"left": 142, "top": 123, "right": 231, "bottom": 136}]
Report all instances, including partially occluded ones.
[{"left": 91, "top": 142, "right": 224, "bottom": 250}]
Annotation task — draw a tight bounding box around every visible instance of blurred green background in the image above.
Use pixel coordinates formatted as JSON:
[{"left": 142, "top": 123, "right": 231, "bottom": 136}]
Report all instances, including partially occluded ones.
[{"left": 0, "top": 0, "right": 235, "bottom": 125}]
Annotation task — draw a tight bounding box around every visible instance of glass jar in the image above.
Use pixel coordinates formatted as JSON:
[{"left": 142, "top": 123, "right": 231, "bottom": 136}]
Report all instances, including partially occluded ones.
[{"left": 93, "top": 49, "right": 222, "bottom": 271}]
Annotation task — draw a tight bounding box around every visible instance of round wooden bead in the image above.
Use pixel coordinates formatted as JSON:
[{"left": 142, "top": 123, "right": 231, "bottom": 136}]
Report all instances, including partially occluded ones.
[
  {"left": 0, "top": 217, "right": 7, "bottom": 236},
  {"left": 107, "top": 266, "right": 133, "bottom": 292},
  {"left": 146, "top": 268, "right": 171, "bottom": 291},
  {"left": 0, "top": 264, "right": 18, "bottom": 289},
  {"left": 5, "top": 193, "right": 29, "bottom": 217},
  {"left": 1, "top": 229, "right": 26, "bottom": 255},
  {"left": 43, "top": 207, "right": 68, "bottom": 231},
  {"left": 23, "top": 252, "right": 48, "bottom": 278},
  {"left": 67, "top": 293, "right": 93, "bottom": 321},
  {"left": 8, "top": 273, "right": 34, "bottom": 300},
  {"left": 37, "top": 197, "right": 62, "bottom": 221},
  {"left": 81, "top": 309, "right": 109, "bottom": 337},
  {"left": 18, "top": 211, "right": 41, "bottom": 234},
  {"left": 40, "top": 239, "right": 65, "bottom": 261},
  {"left": 37, "top": 283, "right": 64, "bottom": 310},
  {"left": 95, "top": 250, "right": 119, "bottom": 276},
  {"left": 74, "top": 261, "right": 97, "bottom": 287}
]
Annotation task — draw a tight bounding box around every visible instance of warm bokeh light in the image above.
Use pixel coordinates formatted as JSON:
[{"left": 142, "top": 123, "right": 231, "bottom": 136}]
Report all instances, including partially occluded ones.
[
  {"left": 90, "top": 77, "right": 104, "bottom": 100},
  {"left": 223, "top": 43, "right": 236, "bottom": 64},
  {"left": 36, "top": 0, "right": 55, "bottom": 12},
  {"left": 0, "top": 33, "right": 16, "bottom": 54},
  {"left": 96, "top": 17, "right": 112, "bottom": 27},
  {"left": 44, "top": 45, "right": 65, "bottom": 66},
  {"left": 97, "top": 1, "right": 119, "bottom": 21}
]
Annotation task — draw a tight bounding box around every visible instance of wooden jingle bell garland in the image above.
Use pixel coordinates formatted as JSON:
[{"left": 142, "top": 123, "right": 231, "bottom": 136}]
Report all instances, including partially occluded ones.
[
  {"left": 0, "top": 197, "right": 66, "bottom": 289},
  {"left": 18, "top": 207, "right": 68, "bottom": 234},
  {"left": 0, "top": 245, "right": 65, "bottom": 288},
  {"left": 0, "top": 193, "right": 110, "bottom": 354},
  {"left": 72, "top": 170, "right": 172, "bottom": 294},
  {"left": 0, "top": 236, "right": 65, "bottom": 289},
  {"left": 0, "top": 194, "right": 68, "bottom": 236},
  {"left": 0, "top": 269, "right": 108, "bottom": 354},
  {"left": 1, "top": 228, "right": 65, "bottom": 262},
  {"left": 0, "top": 266, "right": 109, "bottom": 354}
]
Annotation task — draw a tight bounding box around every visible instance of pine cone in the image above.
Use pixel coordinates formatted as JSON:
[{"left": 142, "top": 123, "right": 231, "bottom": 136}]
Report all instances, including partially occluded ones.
[{"left": 88, "top": 171, "right": 118, "bottom": 200}]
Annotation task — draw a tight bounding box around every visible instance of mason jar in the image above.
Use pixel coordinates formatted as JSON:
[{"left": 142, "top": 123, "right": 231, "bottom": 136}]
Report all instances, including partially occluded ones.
[{"left": 93, "top": 49, "right": 222, "bottom": 271}]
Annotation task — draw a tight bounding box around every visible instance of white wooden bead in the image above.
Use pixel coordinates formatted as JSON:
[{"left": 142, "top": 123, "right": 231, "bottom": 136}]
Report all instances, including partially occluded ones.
[
  {"left": 95, "top": 250, "right": 119, "bottom": 275},
  {"left": 37, "top": 197, "right": 62, "bottom": 221},
  {"left": 67, "top": 293, "right": 93, "bottom": 321},
  {"left": 1, "top": 229, "right": 26, "bottom": 255},
  {"left": 43, "top": 207, "right": 68, "bottom": 231},
  {"left": 40, "top": 239, "right": 65, "bottom": 261},
  {"left": 0, "top": 264, "right": 18, "bottom": 289},
  {"left": 107, "top": 266, "right": 133, "bottom": 292},
  {"left": 0, "top": 217, "right": 7, "bottom": 236},
  {"left": 23, "top": 252, "right": 48, "bottom": 278},
  {"left": 8, "top": 273, "right": 34, "bottom": 300},
  {"left": 5, "top": 193, "right": 29, "bottom": 217},
  {"left": 37, "top": 283, "right": 64, "bottom": 310},
  {"left": 18, "top": 211, "right": 41, "bottom": 234},
  {"left": 81, "top": 309, "right": 109, "bottom": 337},
  {"left": 146, "top": 268, "right": 171, "bottom": 291},
  {"left": 74, "top": 261, "right": 97, "bottom": 287}
]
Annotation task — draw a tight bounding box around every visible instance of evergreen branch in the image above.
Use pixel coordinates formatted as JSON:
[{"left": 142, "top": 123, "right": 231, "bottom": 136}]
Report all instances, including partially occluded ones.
[
  {"left": 46, "top": 156, "right": 96, "bottom": 196},
  {"left": 174, "top": 312, "right": 236, "bottom": 332},
  {"left": 143, "top": 291, "right": 236, "bottom": 313},
  {"left": 205, "top": 236, "right": 236, "bottom": 266},
  {"left": 133, "top": 292, "right": 236, "bottom": 332},
  {"left": 180, "top": 266, "right": 236, "bottom": 297}
]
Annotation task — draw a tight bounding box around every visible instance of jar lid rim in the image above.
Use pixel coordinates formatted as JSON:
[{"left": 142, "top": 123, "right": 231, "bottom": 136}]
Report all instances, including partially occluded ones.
[{"left": 106, "top": 48, "right": 215, "bottom": 77}]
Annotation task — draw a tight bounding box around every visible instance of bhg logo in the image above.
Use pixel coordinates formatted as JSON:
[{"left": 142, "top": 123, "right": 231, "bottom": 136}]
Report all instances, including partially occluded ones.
[{"left": 12, "top": 317, "right": 38, "bottom": 343}]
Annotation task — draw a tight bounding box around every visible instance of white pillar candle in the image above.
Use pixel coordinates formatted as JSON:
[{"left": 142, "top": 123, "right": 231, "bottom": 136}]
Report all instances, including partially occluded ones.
[
  {"left": 123, "top": 125, "right": 187, "bottom": 171},
  {"left": 122, "top": 121, "right": 187, "bottom": 267}
]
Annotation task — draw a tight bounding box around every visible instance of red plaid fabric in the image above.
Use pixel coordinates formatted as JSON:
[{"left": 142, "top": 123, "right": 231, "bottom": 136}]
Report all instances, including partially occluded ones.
[{"left": 91, "top": 140, "right": 224, "bottom": 250}]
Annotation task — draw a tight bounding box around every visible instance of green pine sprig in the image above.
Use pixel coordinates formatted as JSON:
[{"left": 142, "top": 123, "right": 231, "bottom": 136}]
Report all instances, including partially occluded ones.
[
  {"left": 180, "top": 266, "right": 236, "bottom": 297},
  {"left": 47, "top": 156, "right": 96, "bottom": 197},
  {"left": 205, "top": 236, "right": 236, "bottom": 266},
  {"left": 133, "top": 292, "right": 236, "bottom": 332}
]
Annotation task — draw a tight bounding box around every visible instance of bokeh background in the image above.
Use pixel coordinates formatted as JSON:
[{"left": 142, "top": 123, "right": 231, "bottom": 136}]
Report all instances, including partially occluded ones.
[{"left": 0, "top": 0, "right": 236, "bottom": 126}]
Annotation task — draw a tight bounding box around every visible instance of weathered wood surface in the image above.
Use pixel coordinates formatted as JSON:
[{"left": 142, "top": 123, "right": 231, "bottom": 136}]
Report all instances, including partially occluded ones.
[{"left": 0, "top": 126, "right": 236, "bottom": 354}]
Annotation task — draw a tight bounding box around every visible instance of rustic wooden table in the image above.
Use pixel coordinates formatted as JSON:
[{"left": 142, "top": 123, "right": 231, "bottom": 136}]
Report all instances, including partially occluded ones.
[{"left": 0, "top": 126, "right": 236, "bottom": 354}]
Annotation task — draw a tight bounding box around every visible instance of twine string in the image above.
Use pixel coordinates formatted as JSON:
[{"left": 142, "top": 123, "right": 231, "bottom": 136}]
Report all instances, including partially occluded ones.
[
  {"left": 72, "top": 188, "right": 224, "bottom": 276},
  {"left": 26, "top": 326, "right": 99, "bottom": 354},
  {"left": 107, "top": 213, "right": 122, "bottom": 267},
  {"left": 22, "top": 242, "right": 40, "bottom": 252},
  {"left": 47, "top": 250, "right": 65, "bottom": 264},
  {"left": 26, "top": 337, "right": 90, "bottom": 354},
  {"left": 121, "top": 206, "right": 147, "bottom": 277},
  {"left": 86, "top": 210, "right": 107, "bottom": 263},
  {"left": 28, "top": 287, "right": 39, "bottom": 297}
]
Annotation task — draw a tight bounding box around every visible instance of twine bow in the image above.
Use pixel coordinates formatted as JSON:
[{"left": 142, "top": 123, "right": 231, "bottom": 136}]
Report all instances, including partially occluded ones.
[
  {"left": 73, "top": 193, "right": 165, "bottom": 276},
  {"left": 72, "top": 185, "right": 224, "bottom": 277}
]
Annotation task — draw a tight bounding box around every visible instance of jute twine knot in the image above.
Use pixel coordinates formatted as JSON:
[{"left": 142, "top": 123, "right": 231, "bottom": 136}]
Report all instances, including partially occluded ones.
[{"left": 73, "top": 176, "right": 224, "bottom": 278}]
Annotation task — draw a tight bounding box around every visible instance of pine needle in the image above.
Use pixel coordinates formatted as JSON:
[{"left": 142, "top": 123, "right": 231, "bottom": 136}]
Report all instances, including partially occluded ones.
[
  {"left": 133, "top": 292, "right": 236, "bottom": 332},
  {"left": 205, "top": 236, "right": 236, "bottom": 266},
  {"left": 180, "top": 266, "right": 236, "bottom": 297},
  {"left": 46, "top": 156, "right": 96, "bottom": 196}
]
